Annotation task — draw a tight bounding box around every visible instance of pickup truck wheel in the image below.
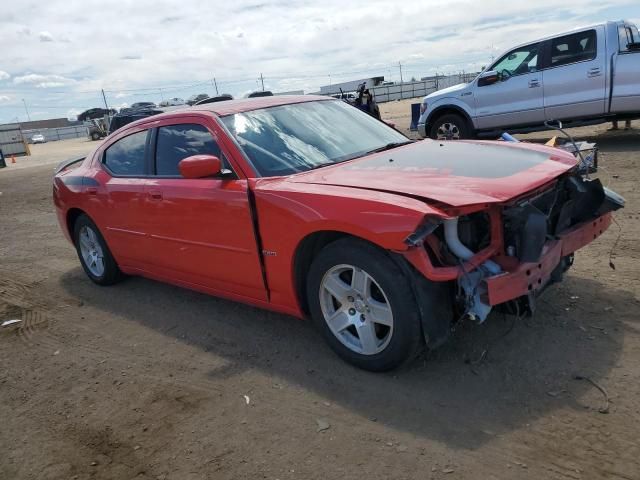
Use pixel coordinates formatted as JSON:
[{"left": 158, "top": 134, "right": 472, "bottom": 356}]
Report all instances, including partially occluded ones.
[
  {"left": 307, "top": 238, "right": 423, "bottom": 371},
  {"left": 430, "top": 113, "right": 471, "bottom": 140},
  {"left": 90, "top": 132, "right": 100, "bottom": 141},
  {"left": 73, "top": 214, "right": 122, "bottom": 286}
]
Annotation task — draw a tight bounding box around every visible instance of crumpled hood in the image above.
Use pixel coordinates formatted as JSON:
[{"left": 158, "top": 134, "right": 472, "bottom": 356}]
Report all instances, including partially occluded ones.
[{"left": 288, "top": 140, "right": 577, "bottom": 207}]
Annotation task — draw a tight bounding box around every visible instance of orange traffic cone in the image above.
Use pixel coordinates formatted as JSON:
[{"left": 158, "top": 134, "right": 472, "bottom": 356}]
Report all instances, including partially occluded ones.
[{"left": 10, "top": 155, "right": 16, "bottom": 164}]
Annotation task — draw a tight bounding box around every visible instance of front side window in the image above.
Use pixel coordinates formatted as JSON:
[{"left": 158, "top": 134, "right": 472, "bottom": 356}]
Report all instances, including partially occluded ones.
[
  {"left": 104, "top": 130, "right": 148, "bottom": 175},
  {"left": 492, "top": 43, "right": 540, "bottom": 77},
  {"left": 155, "top": 124, "right": 223, "bottom": 176},
  {"left": 221, "top": 100, "right": 408, "bottom": 177},
  {"left": 550, "top": 30, "right": 597, "bottom": 67}
]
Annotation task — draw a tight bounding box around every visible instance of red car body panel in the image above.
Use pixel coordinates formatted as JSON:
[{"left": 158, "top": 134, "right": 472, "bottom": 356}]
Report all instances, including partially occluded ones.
[
  {"left": 52, "top": 97, "right": 614, "bottom": 322},
  {"left": 288, "top": 139, "right": 577, "bottom": 207}
]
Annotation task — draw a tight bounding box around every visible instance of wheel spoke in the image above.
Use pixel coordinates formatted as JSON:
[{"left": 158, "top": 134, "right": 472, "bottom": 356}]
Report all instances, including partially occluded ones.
[
  {"left": 79, "top": 232, "right": 91, "bottom": 249},
  {"left": 367, "top": 299, "right": 393, "bottom": 326},
  {"left": 95, "top": 258, "right": 105, "bottom": 275},
  {"left": 323, "top": 272, "right": 351, "bottom": 303},
  {"left": 356, "top": 321, "right": 379, "bottom": 355},
  {"left": 87, "top": 228, "right": 97, "bottom": 244},
  {"left": 327, "top": 309, "right": 351, "bottom": 333},
  {"left": 351, "top": 268, "right": 369, "bottom": 296}
]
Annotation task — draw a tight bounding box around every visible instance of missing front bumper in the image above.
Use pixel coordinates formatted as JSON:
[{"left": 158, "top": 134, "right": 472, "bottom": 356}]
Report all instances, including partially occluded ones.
[{"left": 484, "top": 212, "right": 612, "bottom": 306}]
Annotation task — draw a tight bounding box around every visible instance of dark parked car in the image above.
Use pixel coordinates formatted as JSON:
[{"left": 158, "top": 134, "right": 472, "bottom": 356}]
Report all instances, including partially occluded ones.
[
  {"left": 194, "top": 94, "right": 234, "bottom": 105},
  {"left": 187, "top": 94, "right": 209, "bottom": 105},
  {"left": 247, "top": 91, "right": 273, "bottom": 98}
]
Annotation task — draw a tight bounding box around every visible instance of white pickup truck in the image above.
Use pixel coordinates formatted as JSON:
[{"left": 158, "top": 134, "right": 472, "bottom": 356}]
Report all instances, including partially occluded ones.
[{"left": 418, "top": 20, "right": 640, "bottom": 139}]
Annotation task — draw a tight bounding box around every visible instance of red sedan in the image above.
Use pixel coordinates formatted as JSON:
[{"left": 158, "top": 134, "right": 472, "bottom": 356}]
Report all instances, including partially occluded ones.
[{"left": 53, "top": 95, "right": 624, "bottom": 371}]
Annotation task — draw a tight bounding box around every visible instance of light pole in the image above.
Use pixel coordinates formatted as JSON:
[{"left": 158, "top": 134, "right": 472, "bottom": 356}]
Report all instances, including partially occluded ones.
[{"left": 22, "top": 99, "right": 31, "bottom": 122}]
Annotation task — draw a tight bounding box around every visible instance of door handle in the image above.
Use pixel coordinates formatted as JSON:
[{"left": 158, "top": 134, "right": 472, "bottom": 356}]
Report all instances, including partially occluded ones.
[
  {"left": 528, "top": 79, "right": 540, "bottom": 88},
  {"left": 148, "top": 190, "right": 163, "bottom": 200},
  {"left": 588, "top": 68, "right": 601, "bottom": 77}
]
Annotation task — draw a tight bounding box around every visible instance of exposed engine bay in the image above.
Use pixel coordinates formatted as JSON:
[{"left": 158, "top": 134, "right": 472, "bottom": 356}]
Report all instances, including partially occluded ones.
[{"left": 423, "top": 170, "right": 625, "bottom": 323}]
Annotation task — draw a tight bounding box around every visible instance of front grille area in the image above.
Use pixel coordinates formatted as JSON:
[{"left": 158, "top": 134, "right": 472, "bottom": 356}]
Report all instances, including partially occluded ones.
[{"left": 502, "top": 174, "right": 609, "bottom": 262}]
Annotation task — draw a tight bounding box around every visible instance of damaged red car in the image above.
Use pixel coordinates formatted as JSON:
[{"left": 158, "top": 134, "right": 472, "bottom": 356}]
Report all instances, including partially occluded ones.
[{"left": 53, "top": 95, "right": 624, "bottom": 371}]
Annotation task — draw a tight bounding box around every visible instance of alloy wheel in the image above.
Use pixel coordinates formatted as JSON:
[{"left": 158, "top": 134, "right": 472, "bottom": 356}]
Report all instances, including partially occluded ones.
[
  {"left": 436, "top": 122, "right": 461, "bottom": 140},
  {"left": 319, "top": 264, "right": 394, "bottom": 355},
  {"left": 78, "top": 225, "right": 105, "bottom": 277}
]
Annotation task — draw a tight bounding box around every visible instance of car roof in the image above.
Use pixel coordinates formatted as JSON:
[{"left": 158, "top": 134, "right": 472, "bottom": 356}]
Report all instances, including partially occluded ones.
[
  {"left": 120, "top": 95, "right": 333, "bottom": 131},
  {"left": 190, "top": 94, "right": 331, "bottom": 116}
]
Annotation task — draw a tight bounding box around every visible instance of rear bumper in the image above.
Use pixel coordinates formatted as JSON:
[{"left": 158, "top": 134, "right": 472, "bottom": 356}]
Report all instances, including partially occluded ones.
[
  {"left": 485, "top": 212, "right": 612, "bottom": 305},
  {"left": 417, "top": 122, "right": 427, "bottom": 138}
]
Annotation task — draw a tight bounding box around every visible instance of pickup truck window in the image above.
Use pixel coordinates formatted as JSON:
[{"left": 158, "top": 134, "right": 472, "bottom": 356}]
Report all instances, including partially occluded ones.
[
  {"left": 155, "top": 123, "right": 230, "bottom": 176},
  {"left": 103, "top": 130, "right": 148, "bottom": 176},
  {"left": 619, "top": 24, "right": 640, "bottom": 52},
  {"left": 221, "top": 100, "right": 408, "bottom": 177},
  {"left": 550, "top": 30, "right": 596, "bottom": 68},
  {"left": 492, "top": 43, "right": 539, "bottom": 77}
]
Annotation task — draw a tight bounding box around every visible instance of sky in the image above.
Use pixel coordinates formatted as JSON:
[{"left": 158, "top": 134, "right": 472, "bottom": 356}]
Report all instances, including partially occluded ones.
[{"left": 1, "top": 0, "right": 639, "bottom": 123}]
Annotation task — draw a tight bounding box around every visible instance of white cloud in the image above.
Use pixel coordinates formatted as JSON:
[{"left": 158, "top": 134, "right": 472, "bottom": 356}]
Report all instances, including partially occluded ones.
[
  {"left": 0, "top": 95, "right": 10, "bottom": 102},
  {"left": 39, "top": 31, "right": 54, "bottom": 42},
  {"left": 67, "top": 109, "right": 80, "bottom": 121},
  {"left": 13, "top": 74, "right": 76, "bottom": 88},
  {"left": 0, "top": 71, "right": 9, "bottom": 81},
  {"left": 0, "top": 0, "right": 638, "bottom": 122}
]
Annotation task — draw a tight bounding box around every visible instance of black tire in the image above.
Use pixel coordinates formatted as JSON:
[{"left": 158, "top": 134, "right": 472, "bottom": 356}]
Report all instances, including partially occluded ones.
[
  {"left": 306, "top": 238, "right": 423, "bottom": 371},
  {"left": 91, "top": 132, "right": 100, "bottom": 141},
  {"left": 73, "top": 214, "right": 122, "bottom": 285},
  {"left": 429, "top": 113, "right": 472, "bottom": 140}
]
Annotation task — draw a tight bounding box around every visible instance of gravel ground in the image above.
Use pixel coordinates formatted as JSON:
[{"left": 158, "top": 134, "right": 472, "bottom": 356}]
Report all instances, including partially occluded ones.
[{"left": 1, "top": 111, "right": 639, "bottom": 480}]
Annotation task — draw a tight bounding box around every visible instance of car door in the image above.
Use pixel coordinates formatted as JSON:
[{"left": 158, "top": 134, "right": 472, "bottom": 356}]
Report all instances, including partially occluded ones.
[
  {"left": 142, "top": 118, "right": 267, "bottom": 301},
  {"left": 542, "top": 27, "right": 606, "bottom": 120},
  {"left": 474, "top": 42, "right": 544, "bottom": 129},
  {"left": 89, "top": 128, "right": 153, "bottom": 268},
  {"left": 611, "top": 23, "right": 640, "bottom": 113}
]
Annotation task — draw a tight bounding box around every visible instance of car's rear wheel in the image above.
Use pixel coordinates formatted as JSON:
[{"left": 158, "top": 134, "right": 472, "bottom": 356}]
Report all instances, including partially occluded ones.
[
  {"left": 73, "top": 214, "right": 122, "bottom": 285},
  {"left": 91, "top": 132, "right": 100, "bottom": 141},
  {"left": 307, "top": 238, "right": 423, "bottom": 371},
  {"left": 429, "top": 113, "right": 471, "bottom": 140}
]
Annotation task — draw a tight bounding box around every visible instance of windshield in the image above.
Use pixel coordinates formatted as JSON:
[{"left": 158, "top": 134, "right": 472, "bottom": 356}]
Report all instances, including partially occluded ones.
[{"left": 220, "top": 100, "right": 408, "bottom": 176}]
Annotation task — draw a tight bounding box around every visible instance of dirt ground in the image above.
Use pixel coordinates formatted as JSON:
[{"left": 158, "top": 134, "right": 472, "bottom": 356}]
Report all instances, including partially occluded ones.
[{"left": 1, "top": 105, "right": 639, "bottom": 480}]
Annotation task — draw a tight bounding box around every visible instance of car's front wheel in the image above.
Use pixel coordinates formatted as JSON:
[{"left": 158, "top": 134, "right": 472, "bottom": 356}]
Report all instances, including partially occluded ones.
[{"left": 307, "top": 238, "right": 423, "bottom": 371}]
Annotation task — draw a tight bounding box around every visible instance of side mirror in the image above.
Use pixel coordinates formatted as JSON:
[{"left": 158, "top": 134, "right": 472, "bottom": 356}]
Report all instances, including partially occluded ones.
[
  {"left": 478, "top": 70, "right": 499, "bottom": 87},
  {"left": 178, "top": 155, "right": 222, "bottom": 179}
]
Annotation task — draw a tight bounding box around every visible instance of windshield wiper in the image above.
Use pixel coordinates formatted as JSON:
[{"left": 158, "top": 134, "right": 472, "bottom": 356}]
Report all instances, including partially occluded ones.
[
  {"left": 307, "top": 161, "right": 339, "bottom": 171},
  {"left": 304, "top": 141, "right": 413, "bottom": 172},
  {"left": 366, "top": 141, "right": 413, "bottom": 154}
]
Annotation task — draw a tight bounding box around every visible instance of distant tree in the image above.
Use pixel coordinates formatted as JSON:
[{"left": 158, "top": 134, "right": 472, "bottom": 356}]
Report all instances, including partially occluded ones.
[{"left": 410, "top": 76, "right": 417, "bottom": 82}]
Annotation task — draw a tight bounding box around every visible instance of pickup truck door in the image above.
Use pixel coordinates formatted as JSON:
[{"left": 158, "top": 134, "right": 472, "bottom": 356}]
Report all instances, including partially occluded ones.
[
  {"left": 542, "top": 27, "right": 606, "bottom": 121},
  {"left": 474, "top": 42, "right": 545, "bottom": 130},
  {"left": 611, "top": 23, "right": 640, "bottom": 113},
  {"left": 142, "top": 120, "right": 267, "bottom": 301}
]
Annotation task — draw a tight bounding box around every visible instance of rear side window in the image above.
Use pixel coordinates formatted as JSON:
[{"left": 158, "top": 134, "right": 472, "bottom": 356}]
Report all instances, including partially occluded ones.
[
  {"left": 104, "top": 130, "right": 148, "bottom": 175},
  {"left": 550, "top": 30, "right": 597, "bottom": 67},
  {"left": 619, "top": 25, "right": 640, "bottom": 52},
  {"left": 155, "top": 124, "right": 223, "bottom": 176}
]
